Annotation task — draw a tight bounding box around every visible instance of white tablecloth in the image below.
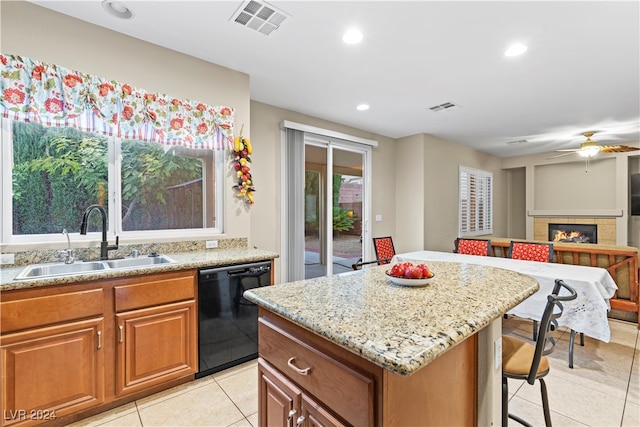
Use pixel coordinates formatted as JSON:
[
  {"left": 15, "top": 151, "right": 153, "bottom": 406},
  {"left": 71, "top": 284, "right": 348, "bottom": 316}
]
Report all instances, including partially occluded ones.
[{"left": 392, "top": 250, "right": 618, "bottom": 342}]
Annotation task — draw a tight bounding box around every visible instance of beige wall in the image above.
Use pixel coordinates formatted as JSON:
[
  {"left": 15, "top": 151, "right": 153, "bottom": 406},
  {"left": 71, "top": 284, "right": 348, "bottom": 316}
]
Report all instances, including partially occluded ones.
[
  {"left": 394, "top": 134, "right": 425, "bottom": 254},
  {"left": 506, "top": 168, "right": 526, "bottom": 239},
  {"left": 533, "top": 159, "right": 617, "bottom": 210},
  {"left": 502, "top": 149, "right": 640, "bottom": 246},
  {"left": 421, "top": 134, "right": 507, "bottom": 252},
  {"left": 249, "top": 101, "right": 397, "bottom": 274},
  {"left": 1, "top": 0, "right": 251, "bottom": 246}
]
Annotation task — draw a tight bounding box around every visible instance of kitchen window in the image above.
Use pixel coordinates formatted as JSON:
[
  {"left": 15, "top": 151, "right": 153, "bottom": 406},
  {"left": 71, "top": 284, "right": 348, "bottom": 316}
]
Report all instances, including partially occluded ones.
[
  {"left": 1, "top": 54, "right": 233, "bottom": 244},
  {"left": 459, "top": 166, "right": 493, "bottom": 236},
  {"left": 1, "top": 119, "right": 224, "bottom": 242}
]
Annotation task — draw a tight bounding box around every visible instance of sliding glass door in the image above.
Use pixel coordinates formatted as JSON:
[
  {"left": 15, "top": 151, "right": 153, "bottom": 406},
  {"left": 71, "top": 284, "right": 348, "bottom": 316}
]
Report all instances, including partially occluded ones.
[{"left": 304, "top": 136, "right": 367, "bottom": 279}]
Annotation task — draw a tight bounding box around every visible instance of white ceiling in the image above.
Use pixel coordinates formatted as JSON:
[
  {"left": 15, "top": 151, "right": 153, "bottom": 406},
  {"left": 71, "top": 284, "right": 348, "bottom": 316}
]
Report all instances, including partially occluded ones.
[{"left": 27, "top": 0, "right": 640, "bottom": 158}]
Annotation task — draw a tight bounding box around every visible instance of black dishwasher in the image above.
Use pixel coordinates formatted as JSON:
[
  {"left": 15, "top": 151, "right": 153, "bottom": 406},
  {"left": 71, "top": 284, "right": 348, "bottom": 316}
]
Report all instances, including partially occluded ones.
[{"left": 196, "top": 260, "right": 271, "bottom": 378}]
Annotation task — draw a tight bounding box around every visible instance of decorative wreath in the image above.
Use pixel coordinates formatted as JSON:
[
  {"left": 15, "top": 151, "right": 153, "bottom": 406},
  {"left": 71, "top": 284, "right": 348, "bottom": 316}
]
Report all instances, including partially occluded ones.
[{"left": 232, "top": 129, "right": 255, "bottom": 205}]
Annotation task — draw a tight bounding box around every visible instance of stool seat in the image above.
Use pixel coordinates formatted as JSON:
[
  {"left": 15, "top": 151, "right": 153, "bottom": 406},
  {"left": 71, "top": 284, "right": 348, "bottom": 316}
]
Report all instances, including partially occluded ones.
[{"left": 502, "top": 335, "right": 549, "bottom": 377}]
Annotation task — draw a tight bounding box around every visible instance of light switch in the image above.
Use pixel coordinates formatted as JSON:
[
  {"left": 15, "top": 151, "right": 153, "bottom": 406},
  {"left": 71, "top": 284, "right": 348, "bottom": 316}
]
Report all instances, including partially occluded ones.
[{"left": 375, "top": 214, "right": 383, "bottom": 222}]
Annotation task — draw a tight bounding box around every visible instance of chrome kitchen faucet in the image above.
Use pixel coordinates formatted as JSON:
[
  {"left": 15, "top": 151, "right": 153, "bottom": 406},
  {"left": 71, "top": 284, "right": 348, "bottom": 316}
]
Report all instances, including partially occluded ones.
[{"left": 58, "top": 228, "right": 74, "bottom": 264}]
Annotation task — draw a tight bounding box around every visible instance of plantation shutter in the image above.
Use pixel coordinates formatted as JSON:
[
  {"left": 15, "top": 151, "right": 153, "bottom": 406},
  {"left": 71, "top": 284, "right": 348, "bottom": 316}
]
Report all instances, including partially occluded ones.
[{"left": 459, "top": 166, "right": 493, "bottom": 236}]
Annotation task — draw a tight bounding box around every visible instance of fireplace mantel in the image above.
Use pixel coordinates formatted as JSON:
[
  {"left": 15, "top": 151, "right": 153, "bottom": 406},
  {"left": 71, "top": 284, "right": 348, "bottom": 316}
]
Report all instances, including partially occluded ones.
[{"left": 528, "top": 209, "right": 623, "bottom": 218}]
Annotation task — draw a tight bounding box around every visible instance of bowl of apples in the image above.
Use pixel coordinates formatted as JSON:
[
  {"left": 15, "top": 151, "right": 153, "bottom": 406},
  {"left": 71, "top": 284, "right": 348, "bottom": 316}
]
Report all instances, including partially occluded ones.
[{"left": 385, "top": 262, "right": 435, "bottom": 287}]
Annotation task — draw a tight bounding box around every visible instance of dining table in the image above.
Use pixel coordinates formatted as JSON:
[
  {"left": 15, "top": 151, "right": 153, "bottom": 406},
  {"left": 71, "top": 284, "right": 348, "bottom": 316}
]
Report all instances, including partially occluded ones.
[{"left": 392, "top": 250, "right": 618, "bottom": 345}]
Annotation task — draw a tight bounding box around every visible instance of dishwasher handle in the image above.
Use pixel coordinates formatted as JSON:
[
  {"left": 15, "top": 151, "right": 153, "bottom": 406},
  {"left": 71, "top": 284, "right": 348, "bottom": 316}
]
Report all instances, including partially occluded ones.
[
  {"left": 199, "top": 262, "right": 271, "bottom": 278},
  {"left": 227, "top": 266, "right": 270, "bottom": 278}
]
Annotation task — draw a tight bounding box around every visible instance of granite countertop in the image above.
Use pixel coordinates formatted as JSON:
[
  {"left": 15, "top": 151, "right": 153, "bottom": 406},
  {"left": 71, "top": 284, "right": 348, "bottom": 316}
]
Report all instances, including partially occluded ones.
[
  {"left": 244, "top": 261, "right": 539, "bottom": 376},
  {"left": 0, "top": 248, "right": 278, "bottom": 291}
]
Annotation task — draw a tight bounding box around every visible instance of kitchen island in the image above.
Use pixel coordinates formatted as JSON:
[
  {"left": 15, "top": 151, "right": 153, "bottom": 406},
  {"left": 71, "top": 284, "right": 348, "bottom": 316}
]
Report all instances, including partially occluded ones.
[{"left": 244, "top": 261, "right": 539, "bottom": 426}]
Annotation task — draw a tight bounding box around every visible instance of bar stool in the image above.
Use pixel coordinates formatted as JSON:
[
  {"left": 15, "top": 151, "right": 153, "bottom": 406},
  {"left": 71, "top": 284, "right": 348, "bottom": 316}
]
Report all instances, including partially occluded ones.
[{"left": 502, "top": 279, "right": 577, "bottom": 427}]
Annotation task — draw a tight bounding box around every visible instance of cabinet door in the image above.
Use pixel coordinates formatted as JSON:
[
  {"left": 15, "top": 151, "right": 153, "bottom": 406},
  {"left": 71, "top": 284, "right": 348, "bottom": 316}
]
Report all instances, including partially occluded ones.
[
  {"left": 1, "top": 318, "right": 104, "bottom": 427},
  {"left": 300, "top": 394, "right": 347, "bottom": 427},
  {"left": 115, "top": 300, "right": 197, "bottom": 396},
  {"left": 258, "top": 358, "right": 302, "bottom": 427}
]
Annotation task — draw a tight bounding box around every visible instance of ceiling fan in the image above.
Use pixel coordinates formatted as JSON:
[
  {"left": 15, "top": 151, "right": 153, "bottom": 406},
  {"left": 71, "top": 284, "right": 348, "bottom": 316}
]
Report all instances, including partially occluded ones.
[{"left": 548, "top": 131, "right": 640, "bottom": 160}]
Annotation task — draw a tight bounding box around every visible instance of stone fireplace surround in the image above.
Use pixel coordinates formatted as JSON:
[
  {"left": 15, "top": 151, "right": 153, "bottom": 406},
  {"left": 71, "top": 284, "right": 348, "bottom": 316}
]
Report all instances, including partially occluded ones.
[{"left": 533, "top": 217, "right": 616, "bottom": 246}]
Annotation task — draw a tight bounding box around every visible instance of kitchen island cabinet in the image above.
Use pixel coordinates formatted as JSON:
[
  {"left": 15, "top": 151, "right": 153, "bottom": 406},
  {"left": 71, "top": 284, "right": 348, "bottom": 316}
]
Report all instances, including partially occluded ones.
[{"left": 244, "top": 262, "right": 540, "bottom": 426}]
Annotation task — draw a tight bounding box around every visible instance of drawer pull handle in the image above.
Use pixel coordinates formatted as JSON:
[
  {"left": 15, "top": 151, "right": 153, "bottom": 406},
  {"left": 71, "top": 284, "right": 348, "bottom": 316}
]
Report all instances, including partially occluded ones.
[
  {"left": 119, "top": 325, "right": 124, "bottom": 343},
  {"left": 97, "top": 330, "right": 102, "bottom": 349},
  {"left": 287, "top": 357, "right": 311, "bottom": 375},
  {"left": 287, "top": 409, "right": 296, "bottom": 427},
  {"left": 296, "top": 415, "right": 305, "bottom": 426}
]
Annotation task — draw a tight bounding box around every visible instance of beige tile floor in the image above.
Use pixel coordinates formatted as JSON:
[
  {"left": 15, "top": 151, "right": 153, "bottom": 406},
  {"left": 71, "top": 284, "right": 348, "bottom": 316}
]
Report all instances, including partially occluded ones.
[
  {"left": 68, "top": 318, "right": 639, "bottom": 427},
  {"left": 503, "top": 317, "right": 639, "bottom": 427}
]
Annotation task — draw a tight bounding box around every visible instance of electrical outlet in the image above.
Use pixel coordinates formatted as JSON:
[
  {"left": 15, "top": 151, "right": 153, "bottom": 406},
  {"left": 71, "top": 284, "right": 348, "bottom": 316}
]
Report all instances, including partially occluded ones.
[
  {"left": 0, "top": 253, "right": 15, "bottom": 265},
  {"left": 205, "top": 240, "right": 219, "bottom": 249},
  {"left": 494, "top": 337, "right": 502, "bottom": 370}
]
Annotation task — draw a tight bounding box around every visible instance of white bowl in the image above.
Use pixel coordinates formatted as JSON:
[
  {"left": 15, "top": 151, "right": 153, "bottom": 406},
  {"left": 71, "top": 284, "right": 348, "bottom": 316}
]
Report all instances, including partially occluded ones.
[{"left": 385, "top": 271, "right": 434, "bottom": 287}]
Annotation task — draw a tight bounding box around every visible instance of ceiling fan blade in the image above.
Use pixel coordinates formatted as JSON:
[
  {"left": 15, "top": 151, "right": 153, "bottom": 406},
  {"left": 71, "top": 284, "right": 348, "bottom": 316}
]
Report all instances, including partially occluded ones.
[
  {"left": 600, "top": 145, "right": 640, "bottom": 153},
  {"left": 554, "top": 149, "right": 580, "bottom": 152},
  {"left": 546, "top": 151, "right": 577, "bottom": 159}
]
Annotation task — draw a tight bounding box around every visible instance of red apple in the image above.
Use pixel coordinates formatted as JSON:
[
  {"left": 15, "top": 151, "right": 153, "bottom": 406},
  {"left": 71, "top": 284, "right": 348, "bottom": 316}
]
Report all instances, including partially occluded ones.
[
  {"left": 417, "top": 263, "right": 432, "bottom": 278},
  {"left": 409, "top": 266, "right": 424, "bottom": 279},
  {"left": 390, "top": 263, "right": 406, "bottom": 277}
]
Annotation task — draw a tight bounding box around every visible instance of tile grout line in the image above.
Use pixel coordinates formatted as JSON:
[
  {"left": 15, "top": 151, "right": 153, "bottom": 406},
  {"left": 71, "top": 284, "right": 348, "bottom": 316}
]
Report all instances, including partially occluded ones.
[
  {"left": 619, "top": 328, "right": 640, "bottom": 427},
  {"left": 134, "top": 401, "right": 144, "bottom": 427},
  {"left": 210, "top": 376, "right": 252, "bottom": 427}
]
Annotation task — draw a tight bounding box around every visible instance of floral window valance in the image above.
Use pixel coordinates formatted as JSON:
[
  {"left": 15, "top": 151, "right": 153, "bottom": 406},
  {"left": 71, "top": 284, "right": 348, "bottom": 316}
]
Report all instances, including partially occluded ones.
[{"left": 0, "top": 53, "right": 234, "bottom": 150}]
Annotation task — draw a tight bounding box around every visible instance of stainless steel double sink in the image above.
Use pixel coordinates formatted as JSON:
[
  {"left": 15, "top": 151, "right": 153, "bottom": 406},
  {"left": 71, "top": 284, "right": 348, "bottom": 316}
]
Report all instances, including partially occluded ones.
[{"left": 14, "top": 255, "right": 176, "bottom": 280}]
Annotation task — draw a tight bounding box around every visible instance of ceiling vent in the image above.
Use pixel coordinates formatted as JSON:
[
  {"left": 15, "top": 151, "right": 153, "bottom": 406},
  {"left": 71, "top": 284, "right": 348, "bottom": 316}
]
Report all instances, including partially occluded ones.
[
  {"left": 428, "top": 102, "right": 458, "bottom": 112},
  {"left": 232, "top": 0, "right": 288, "bottom": 36},
  {"left": 505, "top": 139, "right": 529, "bottom": 145}
]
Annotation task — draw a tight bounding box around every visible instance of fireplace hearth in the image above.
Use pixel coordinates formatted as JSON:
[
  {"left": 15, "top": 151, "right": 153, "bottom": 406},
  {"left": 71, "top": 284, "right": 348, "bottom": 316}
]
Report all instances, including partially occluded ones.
[{"left": 548, "top": 223, "right": 597, "bottom": 244}]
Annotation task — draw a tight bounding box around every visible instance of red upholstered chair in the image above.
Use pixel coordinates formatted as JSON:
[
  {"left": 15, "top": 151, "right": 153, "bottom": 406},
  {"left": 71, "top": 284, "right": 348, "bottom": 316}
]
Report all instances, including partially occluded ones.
[
  {"left": 508, "top": 241, "right": 554, "bottom": 263},
  {"left": 506, "top": 241, "right": 585, "bottom": 361},
  {"left": 352, "top": 237, "right": 396, "bottom": 270},
  {"left": 373, "top": 236, "right": 395, "bottom": 265},
  {"left": 454, "top": 238, "right": 492, "bottom": 256}
]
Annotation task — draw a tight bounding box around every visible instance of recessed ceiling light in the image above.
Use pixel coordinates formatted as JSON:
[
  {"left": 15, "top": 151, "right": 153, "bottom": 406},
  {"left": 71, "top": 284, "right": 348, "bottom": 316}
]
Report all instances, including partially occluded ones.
[
  {"left": 356, "top": 104, "right": 370, "bottom": 111},
  {"left": 101, "top": 1, "right": 133, "bottom": 19},
  {"left": 343, "top": 29, "right": 363, "bottom": 44},
  {"left": 505, "top": 43, "right": 527, "bottom": 57}
]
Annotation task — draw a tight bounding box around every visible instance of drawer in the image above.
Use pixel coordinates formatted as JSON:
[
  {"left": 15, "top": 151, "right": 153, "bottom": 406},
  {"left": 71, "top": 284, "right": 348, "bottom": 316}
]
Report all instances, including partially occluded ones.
[
  {"left": 259, "top": 317, "right": 373, "bottom": 427},
  {"left": 1, "top": 288, "right": 104, "bottom": 333},
  {"left": 114, "top": 270, "right": 196, "bottom": 312}
]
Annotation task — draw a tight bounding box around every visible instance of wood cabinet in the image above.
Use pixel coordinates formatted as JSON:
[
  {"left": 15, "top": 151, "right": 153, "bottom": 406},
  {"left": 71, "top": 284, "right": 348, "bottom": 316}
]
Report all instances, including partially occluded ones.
[
  {"left": 1, "top": 318, "right": 104, "bottom": 426},
  {"left": 115, "top": 301, "right": 197, "bottom": 396},
  {"left": 258, "top": 359, "right": 345, "bottom": 427},
  {"left": 1, "top": 288, "right": 105, "bottom": 426},
  {"left": 0, "top": 269, "right": 197, "bottom": 426},
  {"left": 257, "top": 308, "right": 477, "bottom": 427}
]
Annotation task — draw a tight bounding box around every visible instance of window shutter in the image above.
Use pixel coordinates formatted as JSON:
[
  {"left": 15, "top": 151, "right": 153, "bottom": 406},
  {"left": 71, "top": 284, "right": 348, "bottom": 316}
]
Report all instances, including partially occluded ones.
[{"left": 459, "top": 166, "right": 493, "bottom": 236}]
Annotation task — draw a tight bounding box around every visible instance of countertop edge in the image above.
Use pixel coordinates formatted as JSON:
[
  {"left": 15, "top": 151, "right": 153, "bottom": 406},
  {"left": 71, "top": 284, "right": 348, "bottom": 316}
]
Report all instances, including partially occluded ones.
[{"left": 1, "top": 249, "right": 279, "bottom": 290}]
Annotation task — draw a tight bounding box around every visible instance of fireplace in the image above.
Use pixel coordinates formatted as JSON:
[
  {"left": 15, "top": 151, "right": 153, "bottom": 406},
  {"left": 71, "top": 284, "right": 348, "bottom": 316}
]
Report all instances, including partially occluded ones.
[{"left": 548, "top": 223, "right": 597, "bottom": 244}]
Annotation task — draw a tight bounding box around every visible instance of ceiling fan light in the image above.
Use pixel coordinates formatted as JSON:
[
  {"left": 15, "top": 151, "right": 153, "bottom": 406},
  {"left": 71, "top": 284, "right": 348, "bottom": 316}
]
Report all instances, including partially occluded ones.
[{"left": 578, "top": 146, "right": 600, "bottom": 158}]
